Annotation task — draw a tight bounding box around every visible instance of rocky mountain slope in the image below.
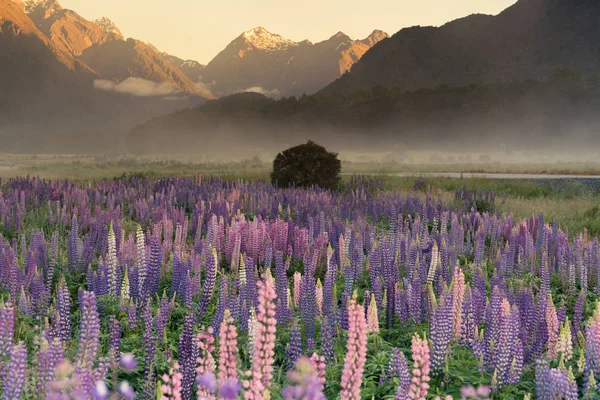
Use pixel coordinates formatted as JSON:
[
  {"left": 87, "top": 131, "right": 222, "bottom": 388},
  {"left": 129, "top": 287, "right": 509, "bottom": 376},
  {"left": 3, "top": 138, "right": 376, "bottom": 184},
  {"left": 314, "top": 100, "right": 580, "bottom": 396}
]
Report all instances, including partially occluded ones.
[{"left": 321, "top": 0, "right": 600, "bottom": 94}]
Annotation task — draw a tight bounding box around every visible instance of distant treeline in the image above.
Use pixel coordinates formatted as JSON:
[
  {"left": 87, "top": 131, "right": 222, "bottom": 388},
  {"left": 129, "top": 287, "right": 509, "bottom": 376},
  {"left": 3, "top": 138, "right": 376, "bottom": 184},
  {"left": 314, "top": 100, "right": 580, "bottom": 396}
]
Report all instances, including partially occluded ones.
[{"left": 128, "top": 69, "right": 600, "bottom": 155}]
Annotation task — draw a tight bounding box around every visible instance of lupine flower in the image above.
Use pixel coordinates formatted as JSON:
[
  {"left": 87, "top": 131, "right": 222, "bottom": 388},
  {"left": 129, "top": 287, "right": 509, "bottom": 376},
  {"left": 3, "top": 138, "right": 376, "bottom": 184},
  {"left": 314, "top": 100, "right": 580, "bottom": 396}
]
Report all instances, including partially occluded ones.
[
  {"left": 120, "top": 353, "right": 137, "bottom": 372},
  {"left": 76, "top": 291, "right": 100, "bottom": 395},
  {"left": 37, "top": 337, "right": 64, "bottom": 393},
  {"left": 196, "top": 327, "right": 216, "bottom": 399},
  {"left": 407, "top": 333, "right": 430, "bottom": 400},
  {"left": 0, "top": 300, "right": 15, "bottom": 358},
  {"left": 557, "top": 316, "right": 573, "bottom": 361},
  {"left": 178, "top": 311, "right": 196, "bottom": 399},
  {"left": 218, "top": 309, "right": 238, "bottom": 385},
  {"left": 197, "top": 371, "right": 217, "bottom": 393},
  {"left": 287, "top": 319, "right": 303, "bottom": 369},
  {"left": 282, "top": 356, "right": 326, "bottom": 400},
  {"left": 107, "top": 223, "right": 118, "bottom": 296},
  {"left": 452, "top": 265, "right": 465, "bottom": 339},
  {"left": 57, "top": 276, "right": 71, "bottom": 342},
  {"left": 546, "top": 294, "right": 559, "bottom": 360},
  {"left": 460, "top": 385, "right": 491, "bottom": 399},
  {"left": 198, "top": 247, "right": 218, "bottom": 318},
  {"left": 92, "top": 380, "right": 109, "bottom": 400},
  {"left": 245, "top": 271, "right": 277, "bottom": 400},
  {"left": 366, "top": 294, "right": 380, "bottom": 334},
  {"left": 390, "top": 348, "right": 411, "bottom": 400},
  {"left": 219, "top": 377, "right": 241, "bottom": 400},
  {"left": 316, "top": 278, "right": 323, "bottom": 315},
  {"left": 320, "top": 315, "right": 334, "bottom": 363},
  {"left": 247, "top": 307, "right": 259, "bottom": 362},
  {"left": 293, "top": 272, "right": 302, "bottom": 307},
  {"left": 340, "top": 292, "right": 367, "bottom": 400},
  {"left": 309, "top": 352, "right": 326, "bottom": 386},
  {"left": 135, "top": 226, "right": 146, "bottom": 291},
  {"left": 430, "top": 289, "right": 453, "bottom": 375},
  {"left": 160, "top": 360, "right": 183, "bottom": 400},
  {"left": 118, "top": 381, "right": 136, "bottom": 399},
  {"left": 3, "top": 342, "right": 27, "bottom": 399}
]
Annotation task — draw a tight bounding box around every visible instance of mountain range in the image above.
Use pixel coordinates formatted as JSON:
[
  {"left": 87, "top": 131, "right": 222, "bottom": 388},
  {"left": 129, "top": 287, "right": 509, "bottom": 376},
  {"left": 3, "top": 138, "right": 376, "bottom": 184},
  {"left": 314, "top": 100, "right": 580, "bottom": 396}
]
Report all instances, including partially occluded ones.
[
  {"left": 0, "top": 0, "right": 388, "bottom": 151},
  {"left": 200, "top": 27, "right": 388, "bottom": 97},
  {"left": 127, "top": 0, "right": 600, "bottom": 158},
  {"left": 2, "top": 0, "right": 600, "bottom": 154}
]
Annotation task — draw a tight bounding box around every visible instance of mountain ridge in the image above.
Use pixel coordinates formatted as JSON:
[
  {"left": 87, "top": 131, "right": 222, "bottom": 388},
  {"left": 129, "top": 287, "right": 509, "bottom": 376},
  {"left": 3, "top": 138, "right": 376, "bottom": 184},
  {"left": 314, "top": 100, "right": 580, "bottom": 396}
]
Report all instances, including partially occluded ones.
[
  {"left": 200, "top": 26, "right": 388, "bottom": 97},
  {"left": 320, "top": 0, "right": 600, "bottom": 95}
]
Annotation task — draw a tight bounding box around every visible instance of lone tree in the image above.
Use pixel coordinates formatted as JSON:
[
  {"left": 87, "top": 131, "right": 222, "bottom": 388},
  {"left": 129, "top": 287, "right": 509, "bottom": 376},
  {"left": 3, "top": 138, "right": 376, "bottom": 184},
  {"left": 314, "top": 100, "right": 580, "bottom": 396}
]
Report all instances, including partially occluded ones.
[{"left": 271, "top": 141, "right": 341, "bottom": 189}]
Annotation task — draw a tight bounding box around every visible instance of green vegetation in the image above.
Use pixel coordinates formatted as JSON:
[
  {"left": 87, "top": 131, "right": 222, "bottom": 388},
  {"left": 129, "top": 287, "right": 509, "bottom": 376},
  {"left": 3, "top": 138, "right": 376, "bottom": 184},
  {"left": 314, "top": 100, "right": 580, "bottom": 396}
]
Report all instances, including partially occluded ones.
[{"left": 271, "top": 141, "right": 341, "bottom": 189}]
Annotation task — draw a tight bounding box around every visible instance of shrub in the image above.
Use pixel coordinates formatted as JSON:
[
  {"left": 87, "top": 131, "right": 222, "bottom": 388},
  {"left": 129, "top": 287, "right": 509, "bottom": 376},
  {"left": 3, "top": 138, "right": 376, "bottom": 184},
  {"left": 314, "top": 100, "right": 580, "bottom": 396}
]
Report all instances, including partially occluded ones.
[{"left": 271, "top": 141, "right": 341, "bottom": 189}]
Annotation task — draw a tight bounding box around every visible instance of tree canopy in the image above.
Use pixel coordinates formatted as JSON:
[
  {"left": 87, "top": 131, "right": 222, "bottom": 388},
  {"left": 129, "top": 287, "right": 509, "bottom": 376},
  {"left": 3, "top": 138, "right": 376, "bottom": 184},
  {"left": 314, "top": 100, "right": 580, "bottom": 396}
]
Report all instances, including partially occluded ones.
[{"left": 271, "top": 141, "right": 341, "bottom": 190}]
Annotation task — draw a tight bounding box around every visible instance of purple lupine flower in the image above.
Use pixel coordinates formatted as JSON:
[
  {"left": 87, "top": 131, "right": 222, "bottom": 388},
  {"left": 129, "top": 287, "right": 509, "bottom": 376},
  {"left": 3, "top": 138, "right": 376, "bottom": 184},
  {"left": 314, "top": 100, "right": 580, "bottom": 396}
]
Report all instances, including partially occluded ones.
[
  {"left": 430, "top": 288, "right": 453, "bottom": 375},
  {"left": 109, "top": 315, "right": 121, "bottom": 363},
  {"left": 120, "top": 353, "right": 137, "bottom": 372},
  {"left": 287, "top": 319, "right": 303, "bottom": 369},
  {"left": 118, "top": 381, "right": 136, "bottom": 400},
  {"left": 76, "top": 291, "right": 100, "bottom": 394},
  {"left": 156, "top": 291, "right": 170, "bottom": 342},
  {"left": 320, "top": 316, "right": 334, "bottom": 364},
  {"left": 3, "top": 343, "right": 27, "bottom": 399},
  {"left": 197, "top": 371, "right": 217, "bottom": 393},
  {"left": 300, "top": 264, "right": 317, "bottom": 346},
  {"left": 127, "top": 299, "right": 137, "bottom": 331},
  {"left": 142, "top": 299, "right": 156, "bottom": 399},
  {"left": 198, "top": 247, "right": 218, "bottom": 318},
  {"left": 484, "top": 286, "right": 502, "bottom": 369},
  {"left": 47, "top": 230, "right": 59, "bottom": 291},
  {"left": 219, "top": 377, "right": 242, "bottom": 400},
  {"left": 0, "top": 301, "right": 15, "bottom": 358},
  {"left": 275, "top": 251, "right": 289, "bottom": 324},
  {"left": 409, "top": 271, "right": 422, "bottom": 324},
  {"left": 212, "top": 276, "right": 229, "bottom": 334},
  {"left": 282, "top": 356, "right": 325, "bottom": 400},
  {"left": 178, "top": 311, "right": 197, "bottom": 399},
  {"left": 494, "top": 300, "right": 523, "bottom": 389},
  {"left": 389, "top": 347, "right": 410, "bottom": 393},
  {"left": 92, "top": 381, "right": 109, "bottom": 400},
  {"left": 460, "top": 286, "right": 475, "bottom": 347}
]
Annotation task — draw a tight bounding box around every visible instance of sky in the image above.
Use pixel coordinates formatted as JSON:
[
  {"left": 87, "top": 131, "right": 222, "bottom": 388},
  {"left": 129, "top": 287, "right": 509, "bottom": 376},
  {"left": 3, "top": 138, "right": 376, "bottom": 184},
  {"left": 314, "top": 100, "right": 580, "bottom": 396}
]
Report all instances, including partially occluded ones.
[{"left": 60, "top": 0, "right": 517, "bottom": 64}]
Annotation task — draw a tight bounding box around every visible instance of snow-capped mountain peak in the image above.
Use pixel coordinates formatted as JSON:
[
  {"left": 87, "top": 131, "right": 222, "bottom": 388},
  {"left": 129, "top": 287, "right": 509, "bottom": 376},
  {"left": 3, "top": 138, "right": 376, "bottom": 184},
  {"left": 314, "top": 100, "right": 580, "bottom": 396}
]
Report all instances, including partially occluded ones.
[
  {"left": 242, "top": 27, "right": 297, "bottom": 51},
  {"left": 182, "top": 60, "right": 201, "bottom": 68},
  {"left": 21, "top": 0, "right": 61, "bottom": 14},
  {"left": 93, "top": 17, "right": 123, "bottom": 38}
]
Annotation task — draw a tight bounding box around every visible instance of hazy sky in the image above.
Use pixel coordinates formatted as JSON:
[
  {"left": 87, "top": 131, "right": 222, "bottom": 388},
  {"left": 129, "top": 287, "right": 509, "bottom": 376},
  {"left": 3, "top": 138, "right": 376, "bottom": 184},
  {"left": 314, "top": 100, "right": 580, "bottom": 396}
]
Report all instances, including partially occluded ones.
[{"left": 60, "top": 0, "right": 517, "bottom": 64}]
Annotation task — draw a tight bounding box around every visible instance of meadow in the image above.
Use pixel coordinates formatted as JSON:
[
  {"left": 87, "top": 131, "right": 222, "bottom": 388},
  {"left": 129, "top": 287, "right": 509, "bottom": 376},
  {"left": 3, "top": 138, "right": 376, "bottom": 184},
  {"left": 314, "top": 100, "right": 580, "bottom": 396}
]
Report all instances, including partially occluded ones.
[{"left": 0, "top": 161, "right": 600, "bottom": 399}]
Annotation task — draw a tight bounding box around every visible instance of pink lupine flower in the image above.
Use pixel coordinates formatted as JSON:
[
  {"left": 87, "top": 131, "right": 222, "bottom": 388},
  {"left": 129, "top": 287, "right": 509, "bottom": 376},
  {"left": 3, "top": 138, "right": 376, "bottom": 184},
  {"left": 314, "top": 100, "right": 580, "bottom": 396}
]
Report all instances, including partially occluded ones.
[
  {"left": 546, "top": 294, "right": 559, "bottom": 360},
  {"left": 245, "top": 272, "right": 277, "bottom": 400},
  {"left": 340, "top": 292, "right": 367, "bottom": 400},
  {"left": 309, "top": 352, "right": 326, "bottom": 386},
  {"left": 452, "top": 265, "right": 465, "bottom": 339},
  {"left": 160, "top": 361, "right": 183, "bottom": 400},
  {"left": 366, "top": 294, "right": 380, "bottom": 334},
  {"left": 218, "top": 309, "right": 238, "bottom": 385},
  {"left": 407, "top": 333, "right": 430, "bottom": 400},
  {"left": 293, "top": 272, "right": 302, "bottom": 307},
  {"left": 316, "top": 278, "right": 323, "bottom": 315},
  {"left": 196, "top": 327, "right": 216, "bottom": 399}
]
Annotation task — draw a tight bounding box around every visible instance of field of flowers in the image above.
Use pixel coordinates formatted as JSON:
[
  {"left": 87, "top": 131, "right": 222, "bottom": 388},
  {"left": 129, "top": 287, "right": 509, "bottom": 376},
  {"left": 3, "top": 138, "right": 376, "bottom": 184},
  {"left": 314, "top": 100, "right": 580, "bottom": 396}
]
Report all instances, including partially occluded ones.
[{"left": 0, "top": 175, "right": 597, "bottom": 399}]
